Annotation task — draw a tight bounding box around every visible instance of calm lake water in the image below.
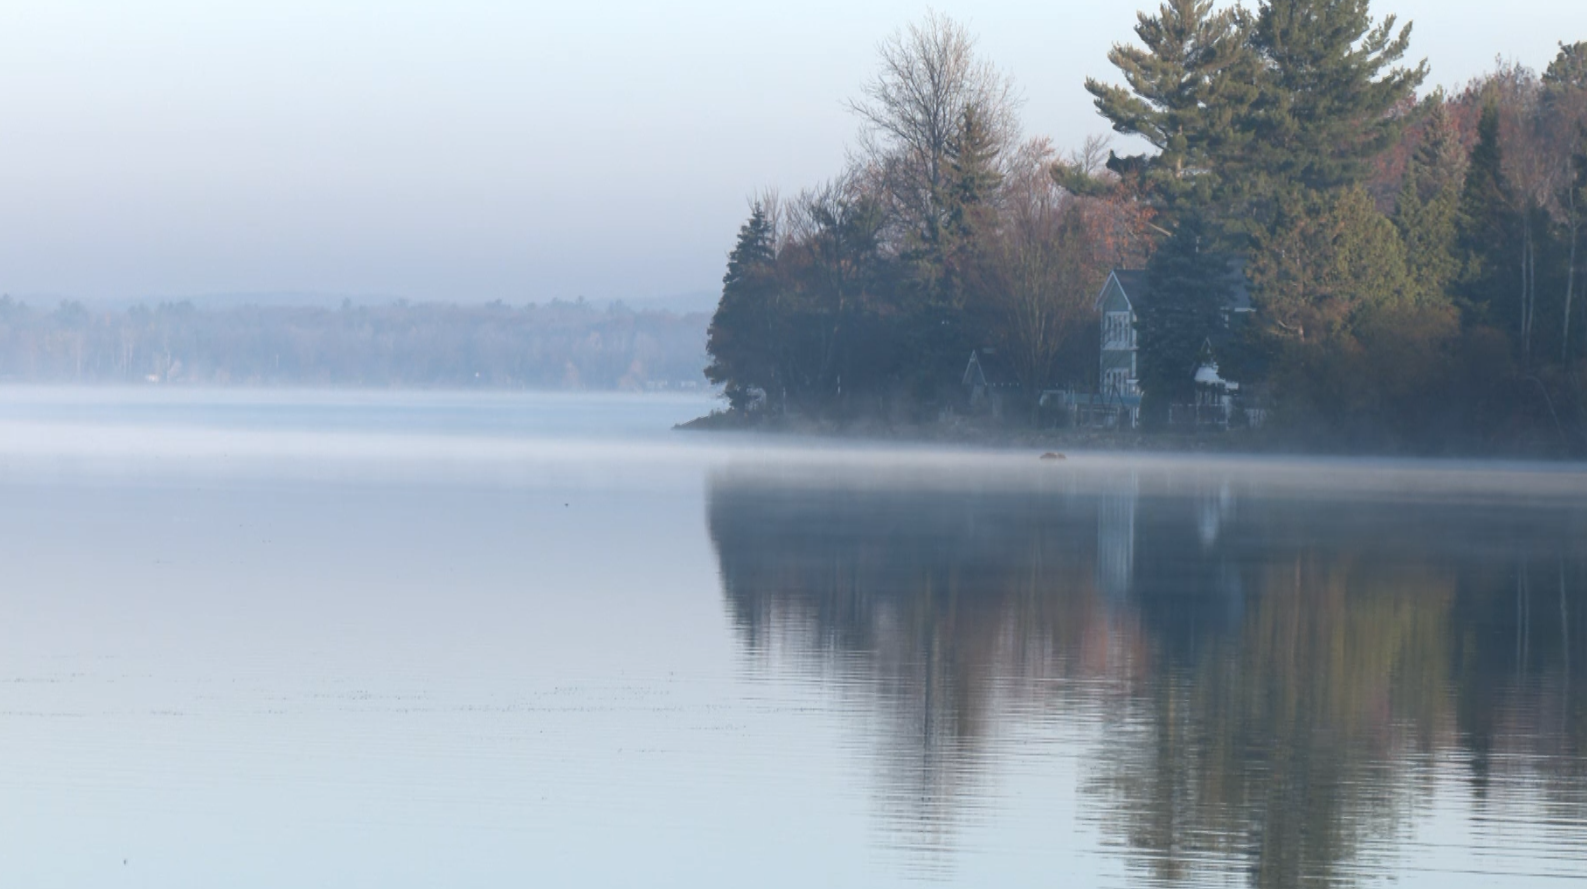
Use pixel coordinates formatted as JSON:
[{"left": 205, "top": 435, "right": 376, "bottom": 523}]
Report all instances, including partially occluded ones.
[{"left": 1, "top": 388, "right": 1585, "bottom": 888}]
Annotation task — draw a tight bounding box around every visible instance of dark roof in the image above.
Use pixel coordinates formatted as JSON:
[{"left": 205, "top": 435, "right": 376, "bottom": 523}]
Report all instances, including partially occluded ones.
[
  {"left": 1107, "top": 260, "right": 1251, "bottom": 312},
  {"left": 963, "top": 348, "right": 1018, "bottom": 387},
  {"left": 1111, "top": 270, "right": 1151, "bottom": 308}
]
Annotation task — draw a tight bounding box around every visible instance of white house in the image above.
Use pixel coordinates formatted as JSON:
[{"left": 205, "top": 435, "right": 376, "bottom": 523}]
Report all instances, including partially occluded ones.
[{"left": 1089, "top": 265, "right": 1254, "bottom": 428}]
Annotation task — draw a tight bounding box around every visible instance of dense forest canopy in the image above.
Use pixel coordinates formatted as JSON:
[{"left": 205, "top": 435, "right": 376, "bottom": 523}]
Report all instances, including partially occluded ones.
[
  {"left": 0, "top": 297, "right": 708, "bottom": 390},
  {"left": 704, "top": 1, "right": 1587, "bottom": 455}
]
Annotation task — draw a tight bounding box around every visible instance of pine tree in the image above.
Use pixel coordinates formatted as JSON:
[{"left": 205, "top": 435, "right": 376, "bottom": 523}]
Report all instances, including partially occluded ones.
[
  {"left": 1246, "top": 0, "right": 1427, "bottom": 195},
  {"left": 1544, "top": 41, "right": 1587, "bottom": 91},
  {"left": 1249, "top": 186, "right": 1414, "bottom": 346},
  {"left": 798, "top": 181, "right": 890, "bottom": 403},
  {"left": 705, "top": 205, "right": 782, "bottom": 411},
  {"left": 942, "top": 106, "right": 1004, "bottom": 307},
  {"left": 1455, "top": 102, "right": 1514, "bottom": 328},
  {"left": 1084, "top": 0, "right": 1259, "bottom": 220},
  {"left": 1139, "top": 210, "right": 1232, "bottom": 418},
  {"left": 1394, "top": 99, "right": 1464, "bottom": 301},
  {"left": 1232, "top": 0, "right": 1429, "bottom": 419},
  {"left": 1242, "top": 186, "right": 1428, "bottom": 433}
]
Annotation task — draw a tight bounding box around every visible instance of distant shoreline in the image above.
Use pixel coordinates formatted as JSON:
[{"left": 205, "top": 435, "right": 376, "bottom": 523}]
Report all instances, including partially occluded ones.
[{"left": 0, "top": 298, "right": 708, "bottom": 390}]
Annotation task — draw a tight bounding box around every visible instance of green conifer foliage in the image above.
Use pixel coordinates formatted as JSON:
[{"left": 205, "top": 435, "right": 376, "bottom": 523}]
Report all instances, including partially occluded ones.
[
  {"left": 1249, "top": 186, "right": 1415, "bottom": 347},
  {"left": 1246, "top": 186, "right": 1458, "bottom": 439},
  {"left": 1544, "top": 41, "right": 1587, "bottom": 91},
  {"left": 1455, "top": 103, "right": 1513, "bottom": 326},
  {"left": 1139, "top": 211, "right": 1231, "bottom": 418},
  {"left": 943, "top": 106, "right": 1005, "bottom": 307},
  {"left": 1247, "top": 0, "right": 1427, "bottom": 195},
  {"left": 797, "top": 183, "right": 892, "bottom": 404},
  {"left": 1084, "top": 0, "right": 1259, "bottom": 219},
  {"left": 705, "top": 206, "right": 781, "bottom": 411},
  {"left": 1394, "top": 99, "right": 1465, "bottom": 301}
]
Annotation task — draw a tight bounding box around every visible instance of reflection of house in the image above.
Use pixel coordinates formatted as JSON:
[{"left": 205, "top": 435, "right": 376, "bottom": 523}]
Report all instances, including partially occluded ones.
[
  {"left": 961, "top": 348, "right": 1020, "bottom": 418},
  {"left": 1096, "top": 472, "right": 1139, "bottom": 604}
]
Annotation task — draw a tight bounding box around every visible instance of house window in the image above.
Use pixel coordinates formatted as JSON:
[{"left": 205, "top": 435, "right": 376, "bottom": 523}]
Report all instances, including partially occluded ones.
[
  {"left": 1103, "top": 312, "right": 1133, "bottom": 350},
  {"left": 1104, "top": 368, "right": 1130, "bottom": 396}
]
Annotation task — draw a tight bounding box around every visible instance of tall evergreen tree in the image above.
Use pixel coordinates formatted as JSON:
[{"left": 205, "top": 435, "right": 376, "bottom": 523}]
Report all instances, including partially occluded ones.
[
  {"left": 1246, "top": 0, "right": 1427, "bottom": 195},
  {"left": 1244, "top": 186, "right": 1437, "bottom": 436},
  {"left": 942, "top": 106, "right": 1005, "bottom": 307},
  {"left": 1233, "top": 1, "right": 1427, "bottom": 421},
  {"left": 797, "top": 180, "right": 891, "bottom": 404},
  {"left": 705, "top": 205, "right": 782, "bottom": 411},
  {"left": 1084, "top": 0, "right": 1259, "bottom": 221},
  {"left": 1544, "top": 41, "right": 1587, "bottom": 91},
  {"left": 1395, "top": 99, "right": 1465, "bottom": 301},
  {"left": 1455, "top": 102, "right": 1514, "bottom": 329},
  {"left": 1249, "top": 186, "right": 1415, "bottom": 346},
  {"left": 1139, "top": 210, "right": 1233, "bottom": 420}
]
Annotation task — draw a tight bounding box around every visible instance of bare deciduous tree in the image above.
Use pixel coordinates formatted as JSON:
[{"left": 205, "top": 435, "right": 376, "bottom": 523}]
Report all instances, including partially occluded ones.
[
  {"left": 980, "top": 140, "right": 1098, "bottom": 397},
  {"left": 1540, "top": 80, "right": 1587, "bottom": 363},
  {"left": 849, "top": 12, "right": 1020, "bottom": 264},
  {"left": 1497, "top": 70, "right": 1555, "bottom": 366},
  {"left": 1068, "top": 134, "right": 1114, "bottom": 180},
  {"left": 1479, "top": 63, "right": 1587, "bottom": 367}
]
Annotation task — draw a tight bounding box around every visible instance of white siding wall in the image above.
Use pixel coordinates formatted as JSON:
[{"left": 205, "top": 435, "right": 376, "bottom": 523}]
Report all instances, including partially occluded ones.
[
  {"left": 1098, "top": 275, "right": 1143, "bottom": 400},
  {"left": 1103, "top": 312, "right": 1134, "bottom": 350}
]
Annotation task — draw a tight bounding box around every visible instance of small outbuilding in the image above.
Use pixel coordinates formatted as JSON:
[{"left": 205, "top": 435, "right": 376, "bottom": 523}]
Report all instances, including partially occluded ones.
[{"left": 962, "top": 348, "right": 1020, "bottom": 418}]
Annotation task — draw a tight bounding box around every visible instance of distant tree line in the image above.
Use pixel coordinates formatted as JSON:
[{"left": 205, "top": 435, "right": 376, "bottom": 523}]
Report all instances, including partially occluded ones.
[
  {"left": 0, "top": 297, "right": 709, "bottom": 390},
  {"left": 705, "top": 1, "right": 1587, "bottom": 454}
]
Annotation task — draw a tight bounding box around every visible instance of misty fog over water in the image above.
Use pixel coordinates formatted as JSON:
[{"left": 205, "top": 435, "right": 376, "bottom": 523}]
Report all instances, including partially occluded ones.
[{"left": 2, "top": 389, "right": 1586, "bottom": 887}]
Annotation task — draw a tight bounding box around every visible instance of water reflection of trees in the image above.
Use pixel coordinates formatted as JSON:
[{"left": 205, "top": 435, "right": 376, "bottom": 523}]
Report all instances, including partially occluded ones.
[
  {"left": 706, "top": 470, "right": 1587, "bottom": 886},
  {"left": 710, "top": 479, "right": 1121, "bottom": 867}
]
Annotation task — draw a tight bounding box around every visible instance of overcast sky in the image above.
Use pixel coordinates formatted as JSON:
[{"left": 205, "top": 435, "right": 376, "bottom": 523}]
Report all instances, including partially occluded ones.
[{"left": 0, "top": 1, "right": 1578, "bottom": 306}]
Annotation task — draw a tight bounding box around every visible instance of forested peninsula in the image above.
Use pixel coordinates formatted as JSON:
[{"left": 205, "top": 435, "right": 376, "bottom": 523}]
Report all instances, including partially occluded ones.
[{"left": 697, "top": 1, "right": 1587, "bottom": 456}]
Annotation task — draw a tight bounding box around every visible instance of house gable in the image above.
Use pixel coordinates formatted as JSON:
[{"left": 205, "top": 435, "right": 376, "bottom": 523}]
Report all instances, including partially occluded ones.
[
  {"left": 1094, "top": 272, "right": 1133, "bottom": 315},
  {"left": 962, "top": 351, "right": 988, "bottom": 389},
  {"left": 963, "top": 348, "right": 1016, "bottom": 389},
  {"left": 1095, "top": 270, "right": 1146, "bottom": 402}
]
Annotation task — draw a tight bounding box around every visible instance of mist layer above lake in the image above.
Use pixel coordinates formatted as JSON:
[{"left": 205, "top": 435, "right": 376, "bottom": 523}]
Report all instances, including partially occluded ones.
[{"left": 0, "top": 389, "right": 1583, "bottom": 888}]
